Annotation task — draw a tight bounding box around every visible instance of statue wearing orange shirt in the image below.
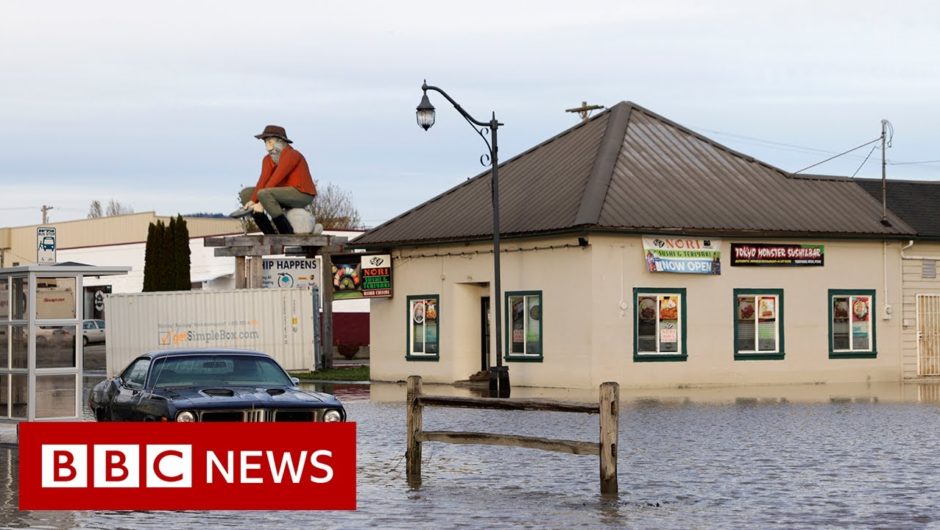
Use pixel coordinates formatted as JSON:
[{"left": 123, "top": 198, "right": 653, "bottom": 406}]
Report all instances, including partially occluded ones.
[{"left": 231, "top": 125, "right": 317, "bottom": 234}]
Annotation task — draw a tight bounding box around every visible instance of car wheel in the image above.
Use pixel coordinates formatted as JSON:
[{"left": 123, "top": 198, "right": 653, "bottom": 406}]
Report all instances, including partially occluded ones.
[
  {"left": 83, "top": 336, "right": 89, "bottom": 346},
  {"left": 94, "top": 408, "right": 109, "bottom": 422}
]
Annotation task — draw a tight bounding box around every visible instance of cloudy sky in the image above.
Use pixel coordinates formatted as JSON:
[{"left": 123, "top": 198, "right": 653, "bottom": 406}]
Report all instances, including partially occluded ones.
[{"left": 2, "top": 1, "right": 939, "bottom": 228}]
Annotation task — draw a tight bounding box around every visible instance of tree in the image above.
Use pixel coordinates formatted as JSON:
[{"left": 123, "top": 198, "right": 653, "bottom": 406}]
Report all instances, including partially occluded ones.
[
  {"left": 88, "top": 199, "right": 134, "bottom": 219},
  {"left": 106, "top": 199, "right": 134, "bottom": 216},
  {"left": 306, "top": 180, "right": 361, "bottom": 229},
  {"left": 87, "top": 200, "right": 103, "bottom": 219},
  {"left": 142, "top": 216, "right": 191, "bottom": 292}
]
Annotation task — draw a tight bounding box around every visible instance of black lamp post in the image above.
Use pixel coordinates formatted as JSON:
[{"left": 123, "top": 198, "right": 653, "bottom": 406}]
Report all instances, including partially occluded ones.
[{"left": 416, "top": 80, "right": 510, "bottom": 398}]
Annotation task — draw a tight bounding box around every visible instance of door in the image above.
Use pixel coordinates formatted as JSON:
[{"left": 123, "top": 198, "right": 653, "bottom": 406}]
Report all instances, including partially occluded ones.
[
  {"left": 480, "top": 297, "right": 491, "bottom": 372},
  {"left": 917, "top": 294, "right": 940, "bottom": 376}
]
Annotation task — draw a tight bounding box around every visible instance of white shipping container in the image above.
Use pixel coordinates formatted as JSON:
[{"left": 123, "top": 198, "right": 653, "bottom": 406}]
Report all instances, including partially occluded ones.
[{"left": 104, "top": 288, "right": 316, "bottom": 375}]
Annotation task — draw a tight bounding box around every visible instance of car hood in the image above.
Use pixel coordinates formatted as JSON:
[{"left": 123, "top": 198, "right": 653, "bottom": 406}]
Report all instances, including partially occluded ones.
[{"left": 151, "top": 386, "right": 342, "bottom": 409}]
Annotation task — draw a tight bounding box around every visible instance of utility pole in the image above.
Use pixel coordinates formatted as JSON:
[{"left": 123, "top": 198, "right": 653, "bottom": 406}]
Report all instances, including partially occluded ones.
[
  {"left": 41, "top": 205, "right": 54, "bottom": 224},
  {"left": 565, "top": 101, "right": 605, "bottom": 122},
  {"left": 880, "top": 119, "right": 894, "bottom": 223}
]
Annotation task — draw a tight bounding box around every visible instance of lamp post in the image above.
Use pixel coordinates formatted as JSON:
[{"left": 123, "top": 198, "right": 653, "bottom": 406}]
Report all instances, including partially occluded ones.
[{"left": 416, "top": 80, "right": 510, "bottom": 398}]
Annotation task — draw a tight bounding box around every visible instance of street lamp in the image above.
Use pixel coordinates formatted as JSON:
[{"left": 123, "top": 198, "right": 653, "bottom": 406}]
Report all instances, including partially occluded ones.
[{"left": 416, "top": 80, "right": 510, "bottom": 398}]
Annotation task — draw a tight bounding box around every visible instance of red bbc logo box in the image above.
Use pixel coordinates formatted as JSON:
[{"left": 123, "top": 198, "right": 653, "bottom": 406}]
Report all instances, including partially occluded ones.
[{"left": 18, "top": 422, "right": 356, "bottom": 511}]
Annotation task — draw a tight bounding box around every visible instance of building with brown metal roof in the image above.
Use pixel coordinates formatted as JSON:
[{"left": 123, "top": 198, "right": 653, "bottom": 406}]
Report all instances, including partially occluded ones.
[{"left": 359, "top": 102, "right": 940, "bottom": 388}]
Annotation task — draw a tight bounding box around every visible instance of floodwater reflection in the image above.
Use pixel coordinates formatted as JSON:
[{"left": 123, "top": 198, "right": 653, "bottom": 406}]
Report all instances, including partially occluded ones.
[{"left": 0, "top": 379, "right": 937, "bottom": 529}]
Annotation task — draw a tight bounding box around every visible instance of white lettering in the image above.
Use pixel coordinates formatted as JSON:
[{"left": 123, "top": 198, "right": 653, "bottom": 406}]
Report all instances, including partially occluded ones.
[
  {"left": 240, "top": 450, "right": 264, "bottom": 484},
  {"left": 267, "top": 451, "right": 308, "bottom": 484},
  {"left": 206, "top": 450, "right": 234, "bottom": 484},
  {"left": 309, "top": 450, "right": 334, "bottom": 484}
]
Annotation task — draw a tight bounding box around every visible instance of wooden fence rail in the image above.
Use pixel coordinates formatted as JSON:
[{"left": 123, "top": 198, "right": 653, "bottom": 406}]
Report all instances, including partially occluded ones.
[{"left": 405, "top": 375, "right": 620, "bottom": 495}]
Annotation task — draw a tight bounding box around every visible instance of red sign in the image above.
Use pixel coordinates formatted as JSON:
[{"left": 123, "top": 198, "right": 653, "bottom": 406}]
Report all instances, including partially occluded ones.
[{"left": 19, "top": 422, "right": 356, "bottom": 511}]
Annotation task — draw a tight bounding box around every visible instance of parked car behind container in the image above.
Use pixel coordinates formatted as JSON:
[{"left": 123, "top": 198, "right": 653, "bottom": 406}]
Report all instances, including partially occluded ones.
[
  {"left": 82, "top": 319, "right": 106, "bottom": 346},
  {"left": 88, "top": 349, "right": 346, "bottom": 422}
]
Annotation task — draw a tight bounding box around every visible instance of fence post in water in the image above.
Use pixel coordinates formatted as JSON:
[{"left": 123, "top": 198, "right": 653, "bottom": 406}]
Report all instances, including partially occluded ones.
[
  {"left": 599, "top": 382, "right": 619, "bottom": 495},
  {"left": 406, "top": 376, "right": 424, "bottom": 484}
]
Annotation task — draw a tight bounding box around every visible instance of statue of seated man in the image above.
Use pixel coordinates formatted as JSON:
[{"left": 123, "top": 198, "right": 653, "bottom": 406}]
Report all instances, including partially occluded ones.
[{"left": 230, "top": 125, "right": 317, "bottom": 234}]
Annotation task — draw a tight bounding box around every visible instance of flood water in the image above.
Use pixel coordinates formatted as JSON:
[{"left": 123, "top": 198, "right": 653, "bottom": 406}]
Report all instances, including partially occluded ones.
[{"left": 2, "top": 377, "right": 940, "bottom": 529}]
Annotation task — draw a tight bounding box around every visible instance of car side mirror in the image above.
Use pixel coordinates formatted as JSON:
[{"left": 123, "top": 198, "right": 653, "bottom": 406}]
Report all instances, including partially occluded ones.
[{"left": 290, "top": 377, "right": 300, "bottom": 386}]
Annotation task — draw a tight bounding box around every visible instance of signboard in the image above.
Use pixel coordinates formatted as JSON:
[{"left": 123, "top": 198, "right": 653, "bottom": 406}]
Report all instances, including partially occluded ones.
[
  {"left": 331, "top": 254, "right": 392, "bottom": 300},
  {"left": 262, "top": 258, "right": 321, "bottom": 289},
  {"left": 643, "top": 237, "right": 721, "bottom": 275},
  {"left": 37, "top": 226, "right": 56, "bottom": 264},
  {"left": 730, "top": 243, "right": 824, "bottom": 266}
]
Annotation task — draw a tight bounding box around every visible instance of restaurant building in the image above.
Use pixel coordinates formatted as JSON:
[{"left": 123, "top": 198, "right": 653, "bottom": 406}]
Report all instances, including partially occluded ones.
[{"left": 356, "top": 101, "right": 939, "bottom": 389}]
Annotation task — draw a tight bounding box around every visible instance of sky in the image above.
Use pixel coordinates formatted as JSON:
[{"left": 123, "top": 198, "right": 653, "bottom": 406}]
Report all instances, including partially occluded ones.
[{"left": 2, "top": 0, "right": 939, "bottom": 229}]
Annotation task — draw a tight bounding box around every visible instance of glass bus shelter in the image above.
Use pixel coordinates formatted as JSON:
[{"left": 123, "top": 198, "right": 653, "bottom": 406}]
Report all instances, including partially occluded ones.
[{"left": 0, "top": 264, "right": 129, "bottom": 421}]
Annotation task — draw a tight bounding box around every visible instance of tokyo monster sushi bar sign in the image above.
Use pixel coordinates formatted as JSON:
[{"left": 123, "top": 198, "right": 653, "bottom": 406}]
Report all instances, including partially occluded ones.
[{"left": 331, "top": 254, "right": 393, "bottom": 300}]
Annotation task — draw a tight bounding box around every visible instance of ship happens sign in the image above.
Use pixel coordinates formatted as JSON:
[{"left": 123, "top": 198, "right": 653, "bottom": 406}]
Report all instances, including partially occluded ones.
[{"left": 731, "top": 243, "right": 824, "bottom": 267}]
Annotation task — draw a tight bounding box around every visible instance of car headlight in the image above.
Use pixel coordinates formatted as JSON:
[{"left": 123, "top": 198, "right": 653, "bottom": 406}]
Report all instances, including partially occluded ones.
[
  {"left": 322, "top": 409, "right": 342, "bottom": 422},
  {"left": 176, "top": 411, "right": 196, "bottom": 422}
]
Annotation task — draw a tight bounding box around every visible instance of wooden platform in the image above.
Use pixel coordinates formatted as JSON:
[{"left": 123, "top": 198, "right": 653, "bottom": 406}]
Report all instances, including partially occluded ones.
[{"left": 204, "top": 234, "right": 348, "bottom": 257}]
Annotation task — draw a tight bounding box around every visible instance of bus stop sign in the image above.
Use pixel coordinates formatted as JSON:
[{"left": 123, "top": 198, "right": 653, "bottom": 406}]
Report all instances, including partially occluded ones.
[{"left": 37, "top": 226, "right": 56, "bottom": 264}]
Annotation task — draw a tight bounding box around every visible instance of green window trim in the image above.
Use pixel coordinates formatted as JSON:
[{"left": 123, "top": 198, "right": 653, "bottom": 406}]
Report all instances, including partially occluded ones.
[
  {"left": 828, "top": 289, "right": 877, "bottom": 359},
  {"left": 733, "top": 289, "right": 785, "bottom": 361},
  {"left": 406, "top": 295, "right": 440, "bottom": 361},
  {"left": 633, "top": 288, "right": 688, "bottom": 362},
  {"left": 505, "top": 291, "right": 543, "bottom": 362}
]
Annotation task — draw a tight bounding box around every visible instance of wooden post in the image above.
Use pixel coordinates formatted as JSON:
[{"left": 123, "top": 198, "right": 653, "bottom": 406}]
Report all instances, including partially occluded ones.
[
  {"left": 406, "top": 375, "right": 423, "bottom": 485},
  {"left": 599, "top": 382, "right": 619, "bottom": 496},
  {"left": 248, "top": 256, "right": 263, "bottom": 289},
  {"left": 235, "top": 256, "right": 247, "bottom": 289},
  {"left": 320, "top": 250, "right": 334, "bottom": 369}
]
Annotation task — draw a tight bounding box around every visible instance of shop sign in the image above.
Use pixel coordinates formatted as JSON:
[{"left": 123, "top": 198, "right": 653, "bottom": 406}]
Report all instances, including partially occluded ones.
[
  {"left": 262, "top": 258, "right": 321, "bottom": 289},
  {"left": 731, "top": 243, "right": 824, "bottom": 266},
  {"left": 331, "top": 254, "right": 392, "bottom": 300},
  {"left": 643, "top": 237, "right": 721, "bottom": 275}
]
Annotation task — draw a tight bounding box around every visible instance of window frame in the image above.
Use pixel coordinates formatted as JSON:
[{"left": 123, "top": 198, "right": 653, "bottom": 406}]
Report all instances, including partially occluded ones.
[
  {"left": 733, "top": 289, "right": 785, "bottom": 361},
  {"left": 633, "top": 288, "right": 688, "bottom": 362},
  {"left": 504, "top": 290, "right": 543, "bottom": 363},
  {"left": 828, "top": 289, "right": 877, "bottom": 359},
  {"left": 406, "top": 294, "right": 440, "bottom": 362}
]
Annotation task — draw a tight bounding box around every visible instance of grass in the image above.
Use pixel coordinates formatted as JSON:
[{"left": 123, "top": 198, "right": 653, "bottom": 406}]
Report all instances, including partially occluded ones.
[{"left": 291, "top": 366, "right": 369, "bottom": 382}]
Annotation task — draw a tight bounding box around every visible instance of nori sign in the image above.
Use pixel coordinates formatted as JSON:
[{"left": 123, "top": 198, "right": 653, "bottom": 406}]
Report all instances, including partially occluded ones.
[{"left": 731, "top": 243, "right": 824, "bottom": 266}]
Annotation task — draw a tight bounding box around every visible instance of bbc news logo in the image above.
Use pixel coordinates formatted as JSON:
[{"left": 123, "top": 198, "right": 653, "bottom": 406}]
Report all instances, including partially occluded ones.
[{"left": 20, "top": 423, "right": 356, "bottom": 510}]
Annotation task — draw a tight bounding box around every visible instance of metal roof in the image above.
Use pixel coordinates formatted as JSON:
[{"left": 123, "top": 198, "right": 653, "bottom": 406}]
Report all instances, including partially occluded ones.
[
  {"left": 855, "top": 178, "right": 940, "bottom": 240},
  {"left": 356, "top": 102, "right": 914, "bottom": 248}
]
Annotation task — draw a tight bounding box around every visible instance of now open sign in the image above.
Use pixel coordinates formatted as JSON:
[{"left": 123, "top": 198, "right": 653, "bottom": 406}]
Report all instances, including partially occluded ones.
[{"left": 19, "top": 422, "right": 356, "bottom": 510}]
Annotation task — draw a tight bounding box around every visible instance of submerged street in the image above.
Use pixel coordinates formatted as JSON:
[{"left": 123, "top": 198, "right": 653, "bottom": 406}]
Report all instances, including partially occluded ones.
[{"left": 1, "top": 378, "right": 938, "bottom": 528}]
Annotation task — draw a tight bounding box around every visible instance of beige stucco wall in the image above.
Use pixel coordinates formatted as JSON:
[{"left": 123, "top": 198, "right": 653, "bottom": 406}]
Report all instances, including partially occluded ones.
[
  {"left": 899, "top": 240, "right": 940, "bottom": 378},
  {"left": 372, "top": 234, "right": 907, "bottom": 390},
  {"left": 1, "top": 213, "right": 242, "bottom": 267}
]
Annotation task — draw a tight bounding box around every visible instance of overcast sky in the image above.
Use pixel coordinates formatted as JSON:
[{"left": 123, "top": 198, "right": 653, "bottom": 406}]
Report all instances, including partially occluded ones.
[{"left": 2, "top": 1, "right": 939, "bottom": 229}]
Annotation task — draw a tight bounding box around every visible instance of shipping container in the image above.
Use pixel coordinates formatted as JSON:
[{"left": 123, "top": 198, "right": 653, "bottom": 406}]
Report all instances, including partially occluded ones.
[{"left": 104, "top": 288, "right": 316, "bottom": 375}]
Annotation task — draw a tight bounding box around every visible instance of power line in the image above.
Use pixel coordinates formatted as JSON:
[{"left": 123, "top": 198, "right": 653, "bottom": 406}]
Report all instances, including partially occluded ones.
[
  {"left": 793, "top": 137, "right": 882, "bottom": 174},
  {"left": 696, "top": 127, "right": 940, "bottom": 168},
  {"left": 851, "top": 145, "right": 879, "bottom": 178}
]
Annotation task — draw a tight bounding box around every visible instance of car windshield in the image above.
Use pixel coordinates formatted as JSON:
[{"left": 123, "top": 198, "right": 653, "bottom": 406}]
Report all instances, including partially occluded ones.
[{"left": 149, "top": 355, "right": 293, "bottom": 388}]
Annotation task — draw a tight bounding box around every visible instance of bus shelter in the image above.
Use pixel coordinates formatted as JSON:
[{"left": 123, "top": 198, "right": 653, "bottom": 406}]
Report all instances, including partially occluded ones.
[{"left": 0, "top": 264, "right": 129, "bottom": 421}]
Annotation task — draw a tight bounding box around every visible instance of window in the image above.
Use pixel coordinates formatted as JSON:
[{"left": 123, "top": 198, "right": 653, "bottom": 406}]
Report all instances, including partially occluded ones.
[
  {"left": 406, "top": 295, "right": 439, "bottom": 361},
  {"left": 121, "top": 358, "right": 151, "bottom": 388},
  {"left": 505, "top": 291, "right": 542, "bottom": 362},
  {"left": 829, "top": 290, "right": 876, "bottom": 358},
  {"left": 734, "top": 289, "right": 784, "bottom": 360},
  {"left": 634, "top": 288, "right": 687, "bottom": 362}
]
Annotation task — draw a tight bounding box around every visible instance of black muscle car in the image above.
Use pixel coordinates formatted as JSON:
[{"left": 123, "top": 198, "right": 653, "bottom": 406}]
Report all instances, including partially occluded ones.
[{"left": 88, "top": 349, "right": 346, "bottom": 422}]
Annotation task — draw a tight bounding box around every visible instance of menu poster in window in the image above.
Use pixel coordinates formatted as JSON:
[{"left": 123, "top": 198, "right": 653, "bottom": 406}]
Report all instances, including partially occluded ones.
[
  {"left": 758, "top": 297, "right": 775, "bottom": 320},
  {"left": 852, "top": 297, "right": 870, "bottom": 322},
  {"left": 660, "top": 322, "right": 678, "bottom": 344}
]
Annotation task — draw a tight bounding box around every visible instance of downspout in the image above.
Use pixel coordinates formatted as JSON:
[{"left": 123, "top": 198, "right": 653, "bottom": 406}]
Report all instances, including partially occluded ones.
[
  {"left": 883, "top": 240, "right": 891, "bottom": 320},
  {"left": 900, "top": 239, "right": 940, "bottom": 261}
]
